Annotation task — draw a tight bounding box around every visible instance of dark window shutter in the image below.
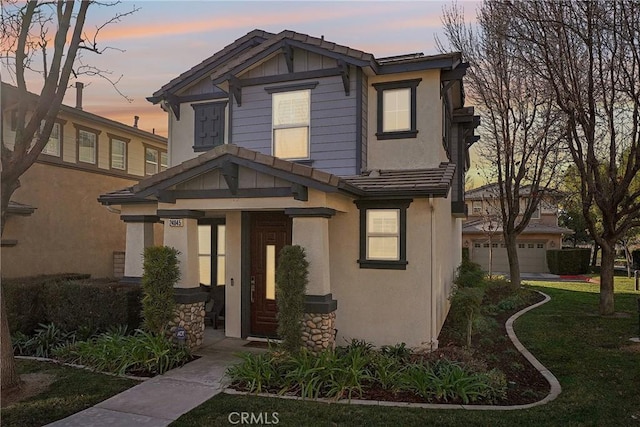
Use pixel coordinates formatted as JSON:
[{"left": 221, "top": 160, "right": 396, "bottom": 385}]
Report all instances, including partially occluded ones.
[{"left": 193, "top": 102, "right": 226, "bottom": 151}]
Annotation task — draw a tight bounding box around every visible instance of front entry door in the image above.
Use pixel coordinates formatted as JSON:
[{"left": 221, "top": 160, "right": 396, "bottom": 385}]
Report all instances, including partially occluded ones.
[{"left": 250, "top": 212, "right": 292, "bottom": 337}]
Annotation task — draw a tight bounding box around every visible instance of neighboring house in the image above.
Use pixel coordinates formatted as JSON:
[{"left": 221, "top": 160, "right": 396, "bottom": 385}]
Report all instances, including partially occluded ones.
[
  {"left": 1, "top": 82, "right": 167, "bottom": 279},
  {"left": 462, "top": 184, "right": 572, "bottom": 273},
  {"left": 99, "top": 29, "right": 479, "bottom": 349}
]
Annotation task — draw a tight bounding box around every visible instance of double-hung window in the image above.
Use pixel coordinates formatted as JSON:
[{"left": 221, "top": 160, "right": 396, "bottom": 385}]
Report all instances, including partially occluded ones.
[
  {"left": 271, "top": 89, "right": 310, "bottom": 160},
  {"left": 77, "top": 128, "right": 98, "bottom": 164},
  {"left": 355, "top": 199, "right": 411, "bottom": 270},
  {"left": 110, "top": 136, "right": 128, "bottom": 171},
  {"left": 145, "top": 146, "right": 167, "bottom": 175},
  {"left": 41, "top": 122, "right": 61, "bottom": 157},
  {"left": 373, "top": 79, "right": 421, "bottom": 140}
]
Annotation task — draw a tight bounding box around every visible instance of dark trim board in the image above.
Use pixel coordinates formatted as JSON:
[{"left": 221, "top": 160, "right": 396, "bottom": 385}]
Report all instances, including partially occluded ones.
[
  {"left": 239, "top": 68, "right": 342, "bottom": 87},
  {"left": 264, "top": 81, "right": 319, "bottom": 94},
  {"left": 157, "top": 188, "right": 295, "bottom": 203},
  {"left": 156, "top": 209, "right": 205, "bottom": 219},
  {"left": 120, "top": 215, "right": 160, "bottom": 223},
  {"left": 241, "top": 212, "right": 251, "bottom": 338},
  {"left": 373, "top": 79, "right": 421, "bottom": 140},
  {"left": 355, "top": 67, "right": 363, "bottom": 175},
  {"left": 304, "top": 294, "right": 338, "bottom": 314},
  {"left": 284, "top": 208, "right": 336, "bottom": 218}
]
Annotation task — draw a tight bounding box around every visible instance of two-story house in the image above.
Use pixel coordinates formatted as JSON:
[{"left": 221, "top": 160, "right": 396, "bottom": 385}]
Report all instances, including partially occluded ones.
[
  {"left": 99, "top": 30, "right": 479, "bottom": 350},
  {"left": 462, "top": 184, "right": 572, "bottom": 273},
  {"left": 1, "top": 82, "right": 167, "bottom": 279}
]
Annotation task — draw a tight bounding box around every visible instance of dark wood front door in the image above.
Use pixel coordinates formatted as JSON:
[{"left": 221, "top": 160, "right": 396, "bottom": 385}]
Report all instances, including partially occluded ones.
[{"left": 250, "top": 212, "right": 292, "bottom": 337}]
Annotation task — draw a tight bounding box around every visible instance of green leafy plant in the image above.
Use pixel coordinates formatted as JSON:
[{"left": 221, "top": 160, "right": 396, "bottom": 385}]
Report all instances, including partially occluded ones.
[
  {"left": 380, "top": 342, "right": 410, "bottom": 361},
  {"left": 19, "top": 323, "right": 75, "bottom": 358},
  {"left": 451, "top": 287, "right": 485, "bottom": 348},
  {"left": 53, "top": 329, "right": 191, "bottom": 376},
  {"left": 370, "top": 353, "right": 406, "bottom": 392},
  {"left": 454, "top": 258, "right": 485, "bottom": 288},
  {"left": 142, "top": 246, "right": 180, "bottom": 335},
  {"left": 275, "top": 245, "right": 308, "bottom": 353}
]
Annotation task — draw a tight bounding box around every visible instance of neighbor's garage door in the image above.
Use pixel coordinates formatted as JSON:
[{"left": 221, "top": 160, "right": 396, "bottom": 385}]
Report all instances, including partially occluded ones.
[{"left": 471, "top": 241, "right": 548, "bottom": 273}]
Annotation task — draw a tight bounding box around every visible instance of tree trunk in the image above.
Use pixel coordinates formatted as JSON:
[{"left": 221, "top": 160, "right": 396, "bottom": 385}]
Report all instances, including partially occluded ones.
[
  {"left": 599, "top": 245, "right": 616, "bottom": 315},
  {"left": 591, "top": 243, "right": 600, "bottom": 267},
  {"left": 505, "top": 234, "right": 521, "bottom": 287},
  {"left": 1, "top": 286, "right": 19, "bottom": 390}
]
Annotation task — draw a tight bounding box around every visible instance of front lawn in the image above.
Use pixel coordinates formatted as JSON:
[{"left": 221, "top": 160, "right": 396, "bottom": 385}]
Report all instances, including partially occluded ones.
[
  {"left": 1, "top": 360, "right": 139, "bottom": 427},
  {"left": 172, "top": 278, "right": 640, "bottom": 426}
]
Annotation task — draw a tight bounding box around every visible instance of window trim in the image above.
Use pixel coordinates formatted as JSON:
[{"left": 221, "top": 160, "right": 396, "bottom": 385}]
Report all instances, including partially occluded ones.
[
  {"left": 39, "top": 120, "right": 65, "bottom": 158},
  {"left": 198, "top": 218, "right": 226, "bottom": 287},
  {"left": 271, "top": 89, "right": 311, "bottom": 160},
  {"left": 74, "top": 124, "right": 101, "bottom": 165},
  {"left": 355, "top": 199, "right": 412, "bottom": 270},
  {"left": 108, "top": 133, "right": 130, "bottom": 172},
  {"left": 373, "top": 78, "right": 421, "bottom": 140},
  {"left": 143, "top": 143, "right": 167, "bottom": 176}
]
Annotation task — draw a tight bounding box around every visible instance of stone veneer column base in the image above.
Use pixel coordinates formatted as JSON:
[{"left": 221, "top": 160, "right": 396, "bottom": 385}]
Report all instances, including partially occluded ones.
[
  {"left": 168, "top": 301, "right": 205, "bottom": 351},
  {"left": 302, "top": 312, "right": 336, "bottom": 353}
]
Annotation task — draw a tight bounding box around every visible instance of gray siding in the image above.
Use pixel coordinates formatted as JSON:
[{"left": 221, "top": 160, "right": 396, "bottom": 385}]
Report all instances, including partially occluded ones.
[
  {"left": 361, "top": 72, "right": 368, "bottom": 173},
  {"left": 232, "top": 73, "right": 358, "bottom": 176},
  {"left": 175, "top": 166, "right": 290, "bottom": 190},
  {"left": 243, "top": 51, "right": 338, "bottom": 78}
]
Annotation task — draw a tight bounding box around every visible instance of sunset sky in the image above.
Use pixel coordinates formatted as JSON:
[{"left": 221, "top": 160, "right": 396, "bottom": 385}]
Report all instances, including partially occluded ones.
[{"left": 12, "top": 0, "right": 480, "bottom": 137}]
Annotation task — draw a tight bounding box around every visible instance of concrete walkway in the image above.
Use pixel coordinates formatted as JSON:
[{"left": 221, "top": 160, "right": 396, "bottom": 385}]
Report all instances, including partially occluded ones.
[{"left": 47, "top": 329, "right": 259, "bottom": 427}]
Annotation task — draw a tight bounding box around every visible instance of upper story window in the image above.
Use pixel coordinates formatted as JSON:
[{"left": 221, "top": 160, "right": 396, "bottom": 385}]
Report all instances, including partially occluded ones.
[
  {"left": 271, "top": 89, "right": 310, "bottom": 160},
  {"left": 109, "top": 135, "right": 128, "bottom": 171},
  {"left": 373, "top": 79, "right": 421, "bottom": 140},
  {"left": 355, "top": 199, "right": 411, "bottom": 270},
  {"left": 76, "top": 126, "right": 99, "bottom": 165},
  {"left": 40, "top": 121, "right": 61, "bottom": 157},
  {"left": 192, "top": 101, "right": 226, "bottom": 152},
  {"left": 145, "top": 146, "right": 167, "bottom": 175},
  {"left": 472, "top": 200, "right": 483, "bottom": 214}
]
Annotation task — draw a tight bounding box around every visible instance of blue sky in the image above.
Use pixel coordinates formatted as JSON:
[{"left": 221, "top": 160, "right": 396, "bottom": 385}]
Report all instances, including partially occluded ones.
[{"left": 59, "top": 0, "right": 480, "bottom": 135}]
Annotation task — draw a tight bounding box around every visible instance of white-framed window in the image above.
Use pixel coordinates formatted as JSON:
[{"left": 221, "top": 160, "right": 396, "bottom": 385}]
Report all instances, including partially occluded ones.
[
  {"left": 78, "top": 129, "right": 97, "bottom": 164},
  {"left": 537, "top": 243, "right": 545, "bottom": 249},
  {"left": 41, "top": 122, "right": 61, "bottom": 157},
  {"left": 272, "top": 90, "right": 310, "bottom": 160},
  {"left": 383, "top": 88, "right": 411, "bottom": 133},
  {"left": 160, "top": 151, "right": 168, "bottom": 172},
  {"left": 111, "top": 138, "right": 127, "bottom": 170},
  {"left": 474, "top": 242, "right": 481, "bottom": 248},
  {"left": 518, "top": 243, "right": 526, "bottom": 248},
  {"left": 531, "top": 204, "right": 541, "bottom": 219},
  {"left": 366, "top": 209, "right": 400, "bottom": 261},
  {"left": 472, "top": 201, "right": 483, "bottom": 214},
  {"left": 145, "top": 147, "right": 158, "bottom": 175}
]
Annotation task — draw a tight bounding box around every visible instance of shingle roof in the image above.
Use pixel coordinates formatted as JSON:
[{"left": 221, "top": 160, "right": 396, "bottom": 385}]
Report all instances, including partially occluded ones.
[
  {"left": 343, "top": 164, "right": 456, "bottom": 197},
  {"left": 99, "top": 146, "right": 456, "bottom": 205},
  {"left": 150, "top": 30, "right": 275, "bottom": 100},
  {"left": 462, "top": 220, "right": 573, "bottom": 235}
]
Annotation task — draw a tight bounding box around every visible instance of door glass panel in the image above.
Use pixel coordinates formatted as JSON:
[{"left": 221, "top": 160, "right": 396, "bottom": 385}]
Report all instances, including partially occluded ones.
[
  {"left": 266, "top": 245, "right": 276, "bottom": 300},
  {"left": 217, "top": 224, "right": 226, "bottom": 285},
  {"left": 198, "top": 225, "right": 211, "bottom": 285}
]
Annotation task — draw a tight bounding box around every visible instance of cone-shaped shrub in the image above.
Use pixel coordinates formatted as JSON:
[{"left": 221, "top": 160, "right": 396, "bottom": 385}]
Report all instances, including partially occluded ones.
[
  {"left": 275, "top": 245, "right": 308, "bottom": 353},
  {"left": 142, "top": 246, "right": 180, "bottom": 335}
]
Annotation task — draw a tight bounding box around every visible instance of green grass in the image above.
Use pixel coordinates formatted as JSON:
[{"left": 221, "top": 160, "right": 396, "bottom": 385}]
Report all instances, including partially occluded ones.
[
  {"left": 1, "top": 360, "right": 139, "bottom": 427},
  {"left": 172, "top": 278, "right": 640, "bottom": 427}
]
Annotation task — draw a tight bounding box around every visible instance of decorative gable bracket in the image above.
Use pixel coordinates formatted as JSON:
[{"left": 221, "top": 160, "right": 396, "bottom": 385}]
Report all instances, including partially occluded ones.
[
  {"left": 229, "top": 76, "right": 242, "bottom": 106},
  {"left": 337, "top": 60, "right": 350, "bottom": 96},
  {"left": 166, "top": 93, "right": 181, "bottom": 120},
  {"left": 221, "top": 161, "right": 239, "bottom": 195},
  {"left": 282, "top": 43, "right": 294, "bottom": 73},
  {"left": 291, "top": 183, "right": 308, "bottom": 201},
  {"left": 440, "top": 62, "right": 469, "bottom": 98}
]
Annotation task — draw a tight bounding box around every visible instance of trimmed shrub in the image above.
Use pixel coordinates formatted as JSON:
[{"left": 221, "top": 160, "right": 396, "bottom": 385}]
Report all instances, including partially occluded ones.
[
  {"left": 454, "top": 258, "right": 485, "bottom": 288},
  {"left": 462, "top": 247, "right": 470, "bottom": 261},
  {"left": 275, "top": 245, "right": 309, "bottom": 354},
  {"left": 142, "top": 246, "right": 180, "bottom": 335},
  {"left": 3, "top": 275, "right": 141, "bottom": 335},
  {"left": 546, "top": 249, "right": 591, "bottom": 274}
]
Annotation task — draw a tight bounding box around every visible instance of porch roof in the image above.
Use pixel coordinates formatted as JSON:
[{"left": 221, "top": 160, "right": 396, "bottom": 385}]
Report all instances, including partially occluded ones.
[{"left": 98, "top": 145, "right": 456, "bottom": 205}]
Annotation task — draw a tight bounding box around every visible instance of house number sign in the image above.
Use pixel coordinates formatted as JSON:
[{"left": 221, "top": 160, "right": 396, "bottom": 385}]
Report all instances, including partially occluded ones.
[{"left": 169, "top": 218, "right": 183, "bottom": 227}]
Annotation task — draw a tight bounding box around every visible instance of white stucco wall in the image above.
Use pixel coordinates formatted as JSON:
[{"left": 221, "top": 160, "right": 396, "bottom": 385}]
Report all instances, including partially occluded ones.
[
  {"left": 366, "top": 70, "right": 449, "bottom": 171},
  {"left": 329, "top": 199, "right": 433, "bottom": 348}
]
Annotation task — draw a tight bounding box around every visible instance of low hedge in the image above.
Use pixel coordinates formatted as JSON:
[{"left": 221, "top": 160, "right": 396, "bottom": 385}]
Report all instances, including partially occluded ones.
[
  {"left": 546, "top": 249, "right": 591, "bottom": 275},
  {"left": 3, "top": 275, "right": 141, "bottom": 334}
]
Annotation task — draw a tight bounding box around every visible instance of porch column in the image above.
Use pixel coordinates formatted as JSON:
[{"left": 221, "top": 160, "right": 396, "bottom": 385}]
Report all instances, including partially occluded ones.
[
  {"left": 286, "top": 208, "right": 338, "bottom": 352},
  {"left": 121, "top": 215, "right": 158, "bottom": 285},
  {"left": 158, "top": 209, "right": 207, "bottom": 350}
]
